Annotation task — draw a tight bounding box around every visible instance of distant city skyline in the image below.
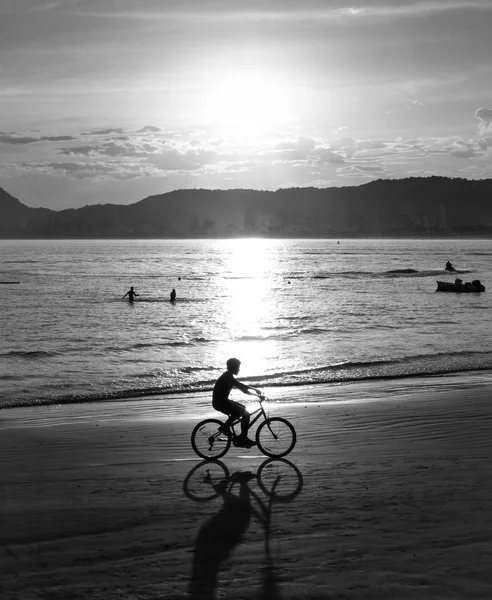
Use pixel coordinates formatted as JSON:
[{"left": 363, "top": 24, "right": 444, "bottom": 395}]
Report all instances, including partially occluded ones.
[{"left": 1, "top": 0, "right": 492, "bottom": 209}]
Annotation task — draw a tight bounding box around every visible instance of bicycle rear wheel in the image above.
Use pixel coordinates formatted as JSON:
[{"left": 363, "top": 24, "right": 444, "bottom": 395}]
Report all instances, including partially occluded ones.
[
  {"left": 256, "top": 417, "right": 296, "bottom": 458},
  {"left": 191, "top": 418, "right": 231, "bottom": 459}
]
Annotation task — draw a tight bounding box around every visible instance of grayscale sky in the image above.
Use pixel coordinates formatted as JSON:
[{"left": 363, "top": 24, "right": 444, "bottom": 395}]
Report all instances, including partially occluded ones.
[{"left": 1, "top": 0, "right": 492, "bottom": 209}]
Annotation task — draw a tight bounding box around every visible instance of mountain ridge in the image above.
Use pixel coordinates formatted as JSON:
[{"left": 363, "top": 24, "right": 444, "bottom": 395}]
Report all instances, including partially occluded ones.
[{"left": 1, "top": 176, "right": 492, "bottom": 238}]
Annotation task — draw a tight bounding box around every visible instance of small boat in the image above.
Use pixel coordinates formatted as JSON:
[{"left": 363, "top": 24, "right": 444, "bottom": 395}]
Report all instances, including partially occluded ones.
[{"left": 436, "top": 279, "right": 485, "bottom": 293}]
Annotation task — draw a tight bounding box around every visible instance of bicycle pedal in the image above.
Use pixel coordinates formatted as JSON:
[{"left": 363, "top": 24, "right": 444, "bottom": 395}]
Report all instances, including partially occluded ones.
[{"left": 233, "top": 440, "right": 256, "bottom": 449}]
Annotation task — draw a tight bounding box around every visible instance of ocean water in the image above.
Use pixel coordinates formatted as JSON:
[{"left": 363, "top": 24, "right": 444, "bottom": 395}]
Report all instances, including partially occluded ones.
[{"left": 1, "top": 238, "right": 492, "bottom": 412}]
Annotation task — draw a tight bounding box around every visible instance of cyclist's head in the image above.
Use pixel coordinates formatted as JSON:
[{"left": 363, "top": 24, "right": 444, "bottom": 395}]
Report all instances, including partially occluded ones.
[{"left": 226, "top": 357, "right": 241, "bottom": 373}]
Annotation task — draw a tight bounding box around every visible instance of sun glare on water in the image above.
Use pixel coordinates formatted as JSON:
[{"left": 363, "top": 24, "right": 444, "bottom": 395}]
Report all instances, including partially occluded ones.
[{"left": 215, "top": 239, "right": 279, "bottom": 376}]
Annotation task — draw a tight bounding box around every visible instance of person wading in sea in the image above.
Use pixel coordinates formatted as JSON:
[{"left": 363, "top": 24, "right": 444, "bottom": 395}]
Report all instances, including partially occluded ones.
[{"left": 122, "top": 286, "right": 139, "bottom": 303}]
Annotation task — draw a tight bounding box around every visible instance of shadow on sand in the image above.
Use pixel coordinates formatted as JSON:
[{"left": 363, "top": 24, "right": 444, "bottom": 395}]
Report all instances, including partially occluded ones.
[{"left": 183, "top": 458, "right": 303, "bottom": 600}]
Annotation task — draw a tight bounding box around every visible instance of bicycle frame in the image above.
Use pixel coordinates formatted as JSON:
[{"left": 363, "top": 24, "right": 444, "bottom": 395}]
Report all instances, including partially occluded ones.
[{"left": 227, "top": 396, "right": 276, "bottom": 439}]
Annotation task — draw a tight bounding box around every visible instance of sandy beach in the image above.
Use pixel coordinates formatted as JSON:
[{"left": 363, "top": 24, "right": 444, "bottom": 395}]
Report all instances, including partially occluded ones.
[{"left": 1, "top": 382, "right": 491, "bottom": 600}]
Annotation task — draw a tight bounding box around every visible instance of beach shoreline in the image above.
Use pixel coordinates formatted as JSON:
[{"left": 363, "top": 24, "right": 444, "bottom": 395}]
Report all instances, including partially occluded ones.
[
  {"left": 3, "top": 367, "right": 492, "bottom": 415},
  {"left": 1, "top": 382, "right": 491, "bottom": 599}
]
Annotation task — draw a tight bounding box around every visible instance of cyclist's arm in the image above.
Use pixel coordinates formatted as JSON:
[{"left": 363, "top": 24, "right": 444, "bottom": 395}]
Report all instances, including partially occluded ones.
[
  {"left": 234, "top": 380, "right": 260, "bottom": 395},
  {"left": 247, "top": 385, "right": 261, "bottom": 395}
]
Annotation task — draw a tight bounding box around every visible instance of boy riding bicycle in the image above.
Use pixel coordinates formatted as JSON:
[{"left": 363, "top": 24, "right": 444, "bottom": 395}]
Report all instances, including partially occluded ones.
[{"left": 212, "top": 358, "right": 260, "bottom": 448}]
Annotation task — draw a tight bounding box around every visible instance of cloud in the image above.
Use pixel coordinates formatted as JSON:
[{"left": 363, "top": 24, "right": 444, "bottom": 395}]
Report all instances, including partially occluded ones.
[
  {"left": 136, "top": 125, "right": 162, "bottom": 133},
  {"left": 328, "top": 137, "right": 358, "bottom": 150},
  {"left": 18, "top": 161, "right": 115, "bottom": 179},
  {"left": 274, "top": 136, "right": 316, "bottom": 152},
  {"left": 0, "top": 135, "right": 40, "bottom": 145},
  {"left": 57, "top": 145, "right": 99, "bottom": 156},
  {"left": 150, "top": 148, "right": 217, "bottom": 171},
  {"left": 44, "top": 136, "right": 78, "bottom": 142},
  {"left": 334, "top": 7, "right": 365, "bottom": 16},
  {"left": 478, "top": 137, "right": 492, "bottom": 149},
  {"left": 457, "top": 163, "right": 492, "bottom": 179},
  {"left": 335, "top": 1, "right": 492, "bottom": 19},
  {"left": 0, "top": 134, "right": 78, "bottom": 145},
  {"left": 336, "top": 165, "right": 379, "bottom": 179},
  {"left": 46, "top": 0, "right": 492, "bottom": 22},
  {"left": 354, "top": 140, "right": 388, "bottom": 150},
  {"left": 350, "top": 164, "right": 385, "bottom": 172},
  {"left": 83, "top": 128, "right": 128, "bottom": 136},
  {"left": 316, "top": 149, "right": 345, "bottom": 164},
  {"left": 271, "top": 136, "right": 318, "bottom": 161},
  {"left": 475, "top": 107, "right": 492, "bottom": 134},
  {"left": 449, "top": 138, "right": 492, "bottom": 158},
  {"left": 19, "top": 160, "right": 163, "bottom": 181},
  {"left": 51, "top": 131, "right": 219, "bottom": 174},
  {"left": 198, "top": 160, "right": 251, "bottom": 176},
  {"left": 5, "top": 122, "right": 490, "bottom": 197},
  {"left": 58, "top": 139, "right": 163, "bottom": 157},
  {"left": 24, "top": 1, "right": 73, "bottom": 13},
  {"left": 449, "top": 139, "right": 478, "bottom": 158}
]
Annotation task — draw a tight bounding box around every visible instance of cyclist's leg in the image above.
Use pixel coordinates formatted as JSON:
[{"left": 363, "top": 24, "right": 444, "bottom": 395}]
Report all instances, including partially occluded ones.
[
  {"left": 226, "top": 401, "right": 255, "bottom": 447},
  {"left": 212, "top": 399, "right": 232, "bottom": 429},
  {"left": 215, "top": 400, "right": 253, "bottom": 445},
  {"left": 227, "top": 401, "right": 250, "bottom": 438}
]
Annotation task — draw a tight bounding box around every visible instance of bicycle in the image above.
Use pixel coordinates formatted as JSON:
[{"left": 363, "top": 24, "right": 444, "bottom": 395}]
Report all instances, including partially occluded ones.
[{"left": 191, "top": 394, "right": 296, "bottom": 460}]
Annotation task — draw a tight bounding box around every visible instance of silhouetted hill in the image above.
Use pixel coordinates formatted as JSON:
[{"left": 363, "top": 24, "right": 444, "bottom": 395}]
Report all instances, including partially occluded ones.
[
  {"left": 0, "top": 187, "right": 53, "bottom": 234},
  {"left": 1, "top": 177, "right": 492, "bottom": 238}
]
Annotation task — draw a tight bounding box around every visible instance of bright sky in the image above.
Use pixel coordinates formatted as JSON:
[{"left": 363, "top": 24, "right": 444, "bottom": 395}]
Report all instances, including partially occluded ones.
[{"left": 1, "top": 0, "right": 492, "bottom": 209}]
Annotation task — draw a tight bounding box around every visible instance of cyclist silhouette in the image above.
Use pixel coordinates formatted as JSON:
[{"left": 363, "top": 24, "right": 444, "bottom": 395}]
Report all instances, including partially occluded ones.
[{"left": 212, "top": 358, "right": 260, "bottom": 448}]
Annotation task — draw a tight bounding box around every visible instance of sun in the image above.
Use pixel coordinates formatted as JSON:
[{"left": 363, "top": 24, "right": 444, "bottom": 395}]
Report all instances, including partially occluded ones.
[{"left": 203, "top": 72, "right": 293, "bottom": 141}]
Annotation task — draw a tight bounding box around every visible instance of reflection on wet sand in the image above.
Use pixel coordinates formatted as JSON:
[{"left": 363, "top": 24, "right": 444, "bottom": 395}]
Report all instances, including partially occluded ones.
[{"left": 183, "top": 458, "right": 303, "bottom": 600}]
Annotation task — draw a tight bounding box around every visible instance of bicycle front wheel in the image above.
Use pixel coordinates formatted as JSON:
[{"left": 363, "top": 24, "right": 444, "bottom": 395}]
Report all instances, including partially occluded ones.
[
  {"left": 256, "top": 417, "right": 296, "bottom": 458},
  {"left": 191, "top": 419, "right": 231, "bottom": 459}
]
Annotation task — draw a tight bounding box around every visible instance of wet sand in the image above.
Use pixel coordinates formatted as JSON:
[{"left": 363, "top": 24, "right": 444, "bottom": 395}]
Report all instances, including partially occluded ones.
[{"left": 1, "top": 383, "right": 491, "bottom": 599}]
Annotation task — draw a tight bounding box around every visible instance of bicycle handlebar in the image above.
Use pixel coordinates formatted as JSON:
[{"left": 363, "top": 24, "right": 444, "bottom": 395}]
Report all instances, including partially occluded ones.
[{"left": 251, "top": 389, "right": 268, "bottom": 402}]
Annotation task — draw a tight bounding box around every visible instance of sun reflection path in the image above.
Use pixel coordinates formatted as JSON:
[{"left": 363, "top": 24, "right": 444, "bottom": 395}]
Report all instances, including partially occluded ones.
[{"left": 215, "top": 239, "right": 280, "bottom": 377}]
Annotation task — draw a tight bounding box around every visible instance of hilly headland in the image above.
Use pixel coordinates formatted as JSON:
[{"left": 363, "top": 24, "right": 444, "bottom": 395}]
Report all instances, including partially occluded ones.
[{"left": 1, "top": 176, "right": 492, "bottom": 238}]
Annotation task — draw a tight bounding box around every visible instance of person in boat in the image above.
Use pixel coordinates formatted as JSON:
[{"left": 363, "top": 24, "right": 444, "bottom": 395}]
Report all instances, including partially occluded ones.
[
  {"left": 170, "top": 288, "right": 176, "bottom": 302},
  {"left": 445, "top": 261, "right": 455, "bottom": 272},
  {"left": 122, "top": 286, "right": 139, "bottom": 302}
]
